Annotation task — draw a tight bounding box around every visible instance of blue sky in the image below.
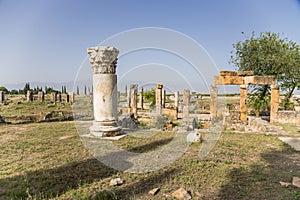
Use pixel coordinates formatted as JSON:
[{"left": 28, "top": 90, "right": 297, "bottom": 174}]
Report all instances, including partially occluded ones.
[{"left": 0, "top": 0, "right": 300, "bottom": 92}]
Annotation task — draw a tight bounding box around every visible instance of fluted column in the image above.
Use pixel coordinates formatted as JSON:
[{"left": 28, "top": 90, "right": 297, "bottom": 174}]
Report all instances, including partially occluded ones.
[{"left": 87, "top": 46, "right": 121, "bottom": 137}]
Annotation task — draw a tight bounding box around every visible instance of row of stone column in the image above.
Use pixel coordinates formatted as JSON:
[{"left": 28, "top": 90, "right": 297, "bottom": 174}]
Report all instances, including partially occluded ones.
[
  {"left": 26, "top": 91, "right": 75, "bottom": 104},
  {"left": 155, "top": 84, "right": 190, "bottom": 116}
]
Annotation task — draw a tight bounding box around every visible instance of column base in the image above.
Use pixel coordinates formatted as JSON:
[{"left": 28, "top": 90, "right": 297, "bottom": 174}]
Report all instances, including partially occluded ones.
[{"left": 90, "top": 121, "right": 122, "bottom": 137}]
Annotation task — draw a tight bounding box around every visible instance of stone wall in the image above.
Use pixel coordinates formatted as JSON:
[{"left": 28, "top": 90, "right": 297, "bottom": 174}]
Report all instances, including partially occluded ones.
[{"left": 276, "top": 111, "right": 300, "bottom": 125}]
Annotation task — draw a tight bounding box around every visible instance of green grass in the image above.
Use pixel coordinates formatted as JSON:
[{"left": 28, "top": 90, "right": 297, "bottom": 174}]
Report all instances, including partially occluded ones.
[
  {"left": 0, "top": 97, "right": 299, "bottom": 199},
  {"left": 0, "top": 121, "right": 299, "bottom": 199}
]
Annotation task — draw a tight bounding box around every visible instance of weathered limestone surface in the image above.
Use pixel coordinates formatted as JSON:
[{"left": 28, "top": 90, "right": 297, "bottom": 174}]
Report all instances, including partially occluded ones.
[
  {"left": 138, "top": 87, "right": 144, "bottom": 109},
  {"left": 130, "top": 84, "right": 138, "bottom": 117},
  {"left": 210, "top": 86, "right": 218, "bottom": 119},
  {"left": 215, "top": 71, "right": 275, "bottom": 85},
  {"left": 27, "top": 91, "right": 33, "bottom": 102},
  {"left": 50, "top": 92, "right": 57, "bottom": 102},
  {"left": 240, "top": 85, "right": 248, "bottom": 121},
  {"left": 68, "top": 92, "right": 75, "bottom": 104},
  {"left": 270, "top": 85, "right": 279, "bottom": 123},
  {"left": 156, "top": 84, "right": 163, "bottom": 115},
  {"left": 38, "top": 91, "right": 44, "bottom": 102},
  {"left": 183, "top": 89, "right": 190, "bottom": 118},
  {"left": 88, "top": 46, "right": 121, "bottom": 137}
]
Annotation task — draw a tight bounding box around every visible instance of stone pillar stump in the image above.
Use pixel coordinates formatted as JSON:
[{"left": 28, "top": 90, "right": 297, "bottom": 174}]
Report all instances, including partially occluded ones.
[
  {"left": 156, "top": 84, "right": 163, "bottom": 115},
  {"left": 240, "top": 84, "right": 248, "bottom": 121},
  {"left": 270, "top": 85, "right": 279, "bottom": 123}
]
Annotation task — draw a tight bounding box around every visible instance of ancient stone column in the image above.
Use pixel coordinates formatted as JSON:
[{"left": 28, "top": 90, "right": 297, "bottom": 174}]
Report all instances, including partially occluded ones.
[
  {"left": 87, "top": 46, "right": 121, "bottom": 137},
  {"left": 162, "top": 90, "right": 166, "bottom": 108},
  {"left": 38, "top": 91, "right": 44, "bottom": 102},
  {"left": 0, "top": 91, "right": 4, "bottom": 104},
  {"left": 68, "top": 92, "right": 75, "bottom": 104},
  {"left": 174, "top": 91, "right": 179, "bottom": 108},
  {"left": 50, "top": 92, "right": 57, "bottom": 102},
  {"left": 210, "top": 85, "right": 218, "bottom": 120},
  {"left": 270, "top": 85, "right": 279, "bottom": 123},
  {"left": 139, "top": 87, "right": 144, "bottom": 110},
  {"left": 27, "top": 91, "right": 33, "bottom": 102},
  {"left": 183, "top": 89, "right": 190, "bottom": 118},
  {"left": 130, "top": 84, "right": 138, "bottom": 117},
  {"left": 156, "top": 84, "right": 163, "bottom": 115},
  {"left": 66, "top": 93, "right": 70, "bottom": 103},
  {"left": 240, "top": 84, "right": 248, "bottom": 121}
]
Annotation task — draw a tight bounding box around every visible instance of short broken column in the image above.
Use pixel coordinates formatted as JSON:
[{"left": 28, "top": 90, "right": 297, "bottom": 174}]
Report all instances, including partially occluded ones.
[
  {"left": 27, "top": 91, "right": 33, "bottom": 102},
  {"left": 130, "top": 84, "right": 138, "bottom": 118},
  {"left": 156, "top": 84, "right": 163, "bottom": 115},
  {"left": 210, "top": 85, "right": 218, "bottom": 120},
  {"left": 270, "top": 85, "right": 279, "bottom": 123},
  {"left": 87, "top": 46, "right": 121, "bottom": 137},
  {"left": 50, "top": 92, "right": 57, "bottom": 102},
  {"left": 183, "top": 89, "right": 190, "bottom": 118},
  {"left": 68, "top": 92, "right": 75, "bottom": 104},
  {"left": 38, "top": 91, "right": 44, "bottom": 102},
  {"left": 0, "top": 91, "right": 5, "bottom": 104},
  {"left": 174, "top": 91, "right": 179, "bottom": 108},
  {"left": 240, "top": 84, "right": 248, "bottom": 121}
]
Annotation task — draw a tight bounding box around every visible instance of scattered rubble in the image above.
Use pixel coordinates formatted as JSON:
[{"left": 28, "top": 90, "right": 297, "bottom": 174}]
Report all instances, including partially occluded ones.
[{"left": 171, "top": 187, "right": 191, "bottom": 200}]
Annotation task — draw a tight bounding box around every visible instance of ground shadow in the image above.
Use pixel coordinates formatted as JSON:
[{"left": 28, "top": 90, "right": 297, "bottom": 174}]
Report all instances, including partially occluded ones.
[
  {"left": 0, "top": 136, "right": 178, "bottom": 199},
  {"left": 0, "top": 158, "right": 116, "bottom": 199},
  {"left": 217, "top": 146, "right": 300, "bottom": 200}
]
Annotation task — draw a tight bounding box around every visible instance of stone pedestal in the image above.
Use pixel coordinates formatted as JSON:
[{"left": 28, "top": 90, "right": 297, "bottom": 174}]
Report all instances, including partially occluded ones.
[
  {"left": 270, "top": 85, "right": 279, "bottom": 123},
  {"left": 87, "top": 46, "right": 121, "bottom": 137},
  {"left": 210, "top": 85, "right": 218, "bottom": 120},
  {"left": 240, "top": 85, "right": 248, "bottom": 121},
  {"left": 38, "top": 91, "right": 44, "bottom": 102},
  {"left": 27, "top": 91, "right": 33, "bottom": 102},
  {"left": 183, "top": 89, "right": 190, "bottom": 118},
  {"left": 0, "top": 91, "right": 4, "bottom": 104},
  {"left": 156, "top": 84, "right": 163, "bottom": 115}
]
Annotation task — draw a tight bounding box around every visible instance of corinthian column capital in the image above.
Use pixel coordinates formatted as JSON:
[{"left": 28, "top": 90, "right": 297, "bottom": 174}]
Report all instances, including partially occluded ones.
[{"left": 87, "top": 46, "right": 119, "bottom": 74}]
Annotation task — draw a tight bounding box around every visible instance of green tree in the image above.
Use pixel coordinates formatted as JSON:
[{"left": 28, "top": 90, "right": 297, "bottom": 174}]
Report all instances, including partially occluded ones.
[
  {"left": 0, "top": 86, "right": 9, "bottom": 93},
  {"left": 143, "top": 89, "right": 156, "bottom": 105},
  {"left": 230, "top": 32, "right": 300, "bottom": 111}
]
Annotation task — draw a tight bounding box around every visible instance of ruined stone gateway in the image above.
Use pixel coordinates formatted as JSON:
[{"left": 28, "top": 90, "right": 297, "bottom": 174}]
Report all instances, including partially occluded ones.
[{"left": 211, "top": 70, "right": 279, "bottom": 123}]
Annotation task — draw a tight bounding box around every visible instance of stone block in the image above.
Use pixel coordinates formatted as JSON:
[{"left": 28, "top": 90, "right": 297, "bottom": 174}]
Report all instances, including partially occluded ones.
[
  {"left": 237, "top": 71, "right": 254, "bottom": 76},
  {"left": 220, "top": 71, "right": 237, "bottom": 76},
  {"left": 218, "top": 76, "right": 244, "bottom": 85},
  {"left": 162, "top": 108, "right": 178, "bottom": 120}
]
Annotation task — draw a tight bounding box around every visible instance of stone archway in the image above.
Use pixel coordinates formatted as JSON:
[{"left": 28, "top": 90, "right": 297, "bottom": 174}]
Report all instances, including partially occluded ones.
[{"left": 210, "top": 71, "right": 279, "bottom": 123}]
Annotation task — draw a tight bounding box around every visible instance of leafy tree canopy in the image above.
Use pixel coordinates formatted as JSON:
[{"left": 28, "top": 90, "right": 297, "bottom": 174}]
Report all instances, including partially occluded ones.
[{"left": 230, "top": 32, "right": 300, "bottom": 110}]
